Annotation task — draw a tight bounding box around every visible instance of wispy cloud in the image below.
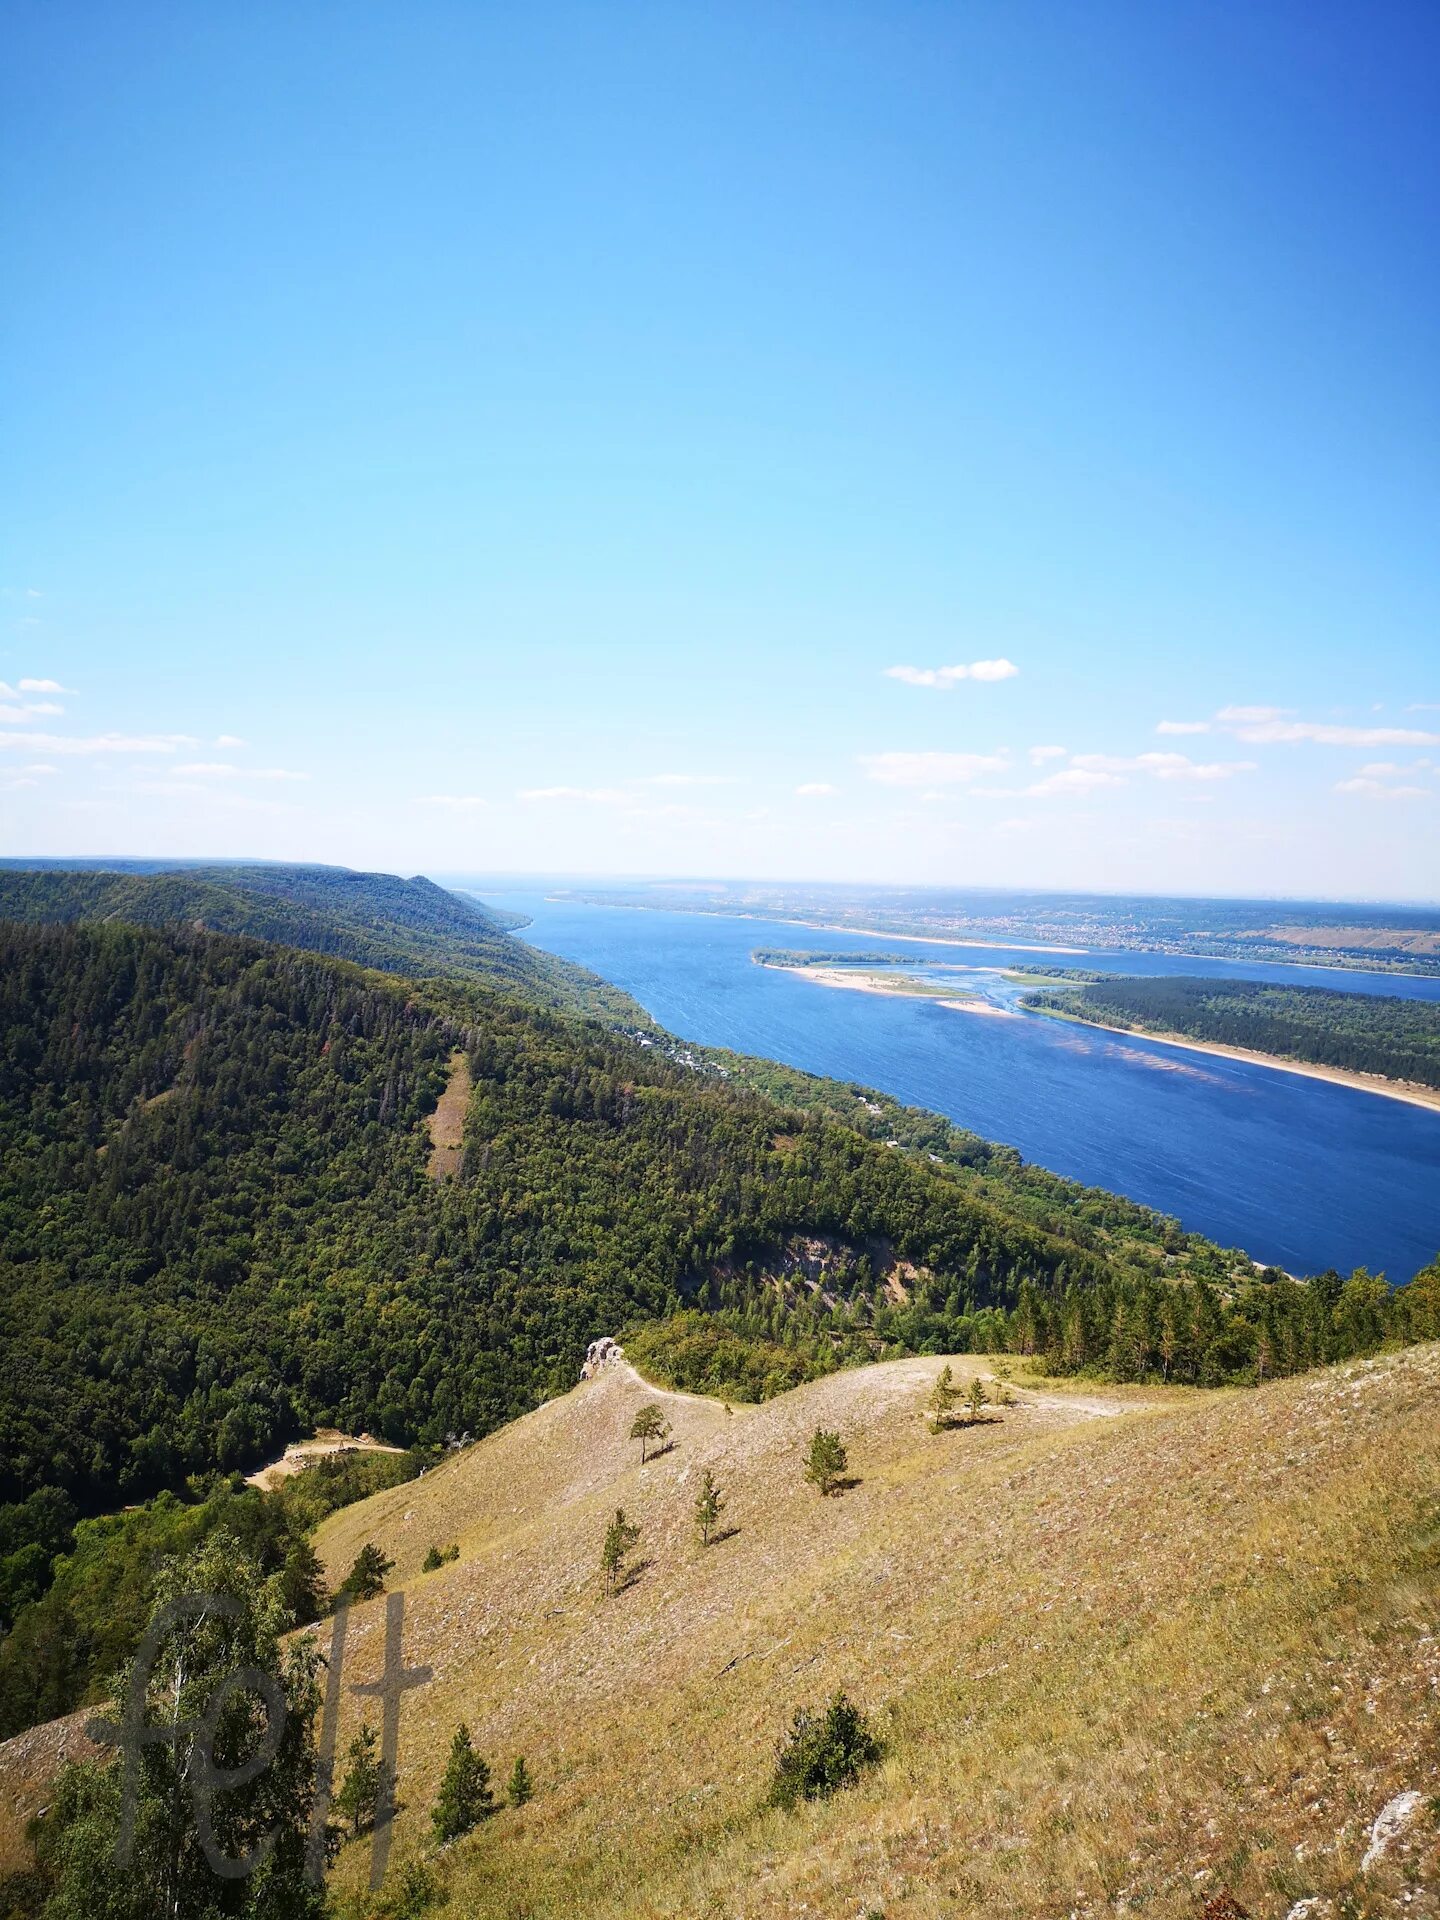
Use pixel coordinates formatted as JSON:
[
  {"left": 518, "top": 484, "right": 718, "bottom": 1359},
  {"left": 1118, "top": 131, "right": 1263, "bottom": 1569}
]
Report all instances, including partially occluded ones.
[
  {"left": 1334, "top": 777, "right": 1430, "bottom": 801},
  {"left": 795, "top": 781, "right": 837, "bottom": 797},
  {"left": 1071, "top": 751, "right": 1256, "bottom": 782},
  {"left": 414, "top": 794, "right": 490, "bottom": 811},
  {"left": 17, "top": 678, "right": 72, "bottom": 694},
  {"left": 172, "top": 762, "right": 308, "bottom": 781},
  {"left": 215, "top": 734, "right": 247, "bottom": 748},
  {"left": 1206, "top": 704, "right": 1440, "bottom": 748},
  {"left": 885, "top": 658, "right": 1019, "bottom": 690},
  {"left": 859, "top": 750, "right": 1010, "bottom": 787},
  {"left": 632, "top": 772, "right": 737, "bottom": 788},
  {"left": 0, "top": 730, "right": 199, "bottom": 755},
  {"left": 1228, "top": 717, "right": 1440, "bottom": 747},
  {"left": 1027, "top": 744, "right": 1067, "bottom": 765},
  {"left": 517, "top": 784, "right": 632, "bottom": 804},
  {"left": 1155, "top": 719, "right": 1211, "bottom": 735},
  {"left": 1025, "top": 766, "right": 1125, "bottom": 796}
]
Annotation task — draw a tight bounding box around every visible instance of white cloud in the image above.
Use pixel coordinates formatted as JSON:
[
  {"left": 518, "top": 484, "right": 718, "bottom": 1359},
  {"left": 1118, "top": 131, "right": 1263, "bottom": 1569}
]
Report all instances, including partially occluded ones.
[
  {"left": 0, "top": 730, "right": 199, "bottom": 754},
  {"left": 1027, "top": 744, "right": 1067, "bottom": 765},
  {"left": 1, "top": 776, "right": 39, "bottom": 791},
  {"left": 795, "top": 782, "right": 837, "bottom": 797},
  {"left": 1405, "top": 703, "right": 1440, "bottom": 713},
  {"left": 18, "top": 678, "right": 71, "bottom": 694},
  {"left": 1155, "top": 719, "right": 1211, "bottom": 736},
  {"left": 885, "top": 658, "right": 1019, "bottom": 690},
  {"left": 215, "top": 734, "right": 247, "bottom": 748},
  {"left": 414, "top": 794, "right": 490, "bottom": 811},
  {"left": 21, "top": 763, "right": 58, "bottom": 775},
  {"left": 859, "top": 750, "right": 1011, "bottom": 787}
]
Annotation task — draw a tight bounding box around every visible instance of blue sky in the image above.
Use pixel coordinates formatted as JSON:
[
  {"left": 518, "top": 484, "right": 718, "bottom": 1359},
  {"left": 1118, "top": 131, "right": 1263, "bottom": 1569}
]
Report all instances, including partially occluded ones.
[{"left": 3, "top": 2, "right": 1437, "bottom": 899}]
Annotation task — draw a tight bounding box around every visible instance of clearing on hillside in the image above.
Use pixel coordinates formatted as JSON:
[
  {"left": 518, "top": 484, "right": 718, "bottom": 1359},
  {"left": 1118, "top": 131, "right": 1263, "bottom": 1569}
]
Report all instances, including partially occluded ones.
[{"left": 425, "top": 1047, "right": 472, "bottom": 1178}]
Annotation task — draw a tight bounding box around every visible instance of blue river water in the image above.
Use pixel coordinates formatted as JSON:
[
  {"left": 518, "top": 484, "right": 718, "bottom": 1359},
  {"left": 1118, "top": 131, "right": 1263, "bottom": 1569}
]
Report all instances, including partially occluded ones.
[{"left": 495, "top": 893, "right": 1440, "bottom": 1283}]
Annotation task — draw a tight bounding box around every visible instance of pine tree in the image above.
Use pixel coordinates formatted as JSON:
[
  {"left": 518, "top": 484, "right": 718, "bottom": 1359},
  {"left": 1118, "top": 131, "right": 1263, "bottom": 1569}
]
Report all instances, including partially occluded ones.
[
  {"left": 335, "top": 1721, "right": 388, "bottom": 1839},
  {"left": 694, "top": 1468, "right": 725, "bottom": 1545},
  {"left": 431, "top": 1721, "right": 494, "bottom": 1841},
  {"left": 965, "top": 1377, "right": 988, "bottom": 1425},
  {"left": 629, "top": 1405, "right": 669, "bottom": 1462},
  {"left": 927, "top": 1364, "right": 958, "bottom": 1430},
  {"left": 803, "top": 1427, "right": 847, "bottom": 1497},
  {"left": 339, "top": 1541, "right": 394, "bottom": 1601},
  {"left": 278, "top": 1535, "right": 328, "bottom": 1625},
  {"left": 600, "top": 1507, "right": 642, "bottom": 1595},
  {"left": 507, "top": 1755, "right": 534, "bottom": 1807}
]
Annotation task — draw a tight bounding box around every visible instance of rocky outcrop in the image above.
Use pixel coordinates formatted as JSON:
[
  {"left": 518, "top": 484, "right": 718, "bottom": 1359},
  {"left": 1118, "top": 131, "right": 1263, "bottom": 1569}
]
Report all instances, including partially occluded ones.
[{"left": 581, "top": 1336, "right": 625, "bottom": 1380}]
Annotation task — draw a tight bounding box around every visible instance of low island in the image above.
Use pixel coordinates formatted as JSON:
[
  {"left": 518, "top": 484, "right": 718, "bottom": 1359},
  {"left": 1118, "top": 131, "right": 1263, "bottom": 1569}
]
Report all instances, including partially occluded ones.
[{"left": 753, "top": 949, "right": 1014, "bottom": 1013}]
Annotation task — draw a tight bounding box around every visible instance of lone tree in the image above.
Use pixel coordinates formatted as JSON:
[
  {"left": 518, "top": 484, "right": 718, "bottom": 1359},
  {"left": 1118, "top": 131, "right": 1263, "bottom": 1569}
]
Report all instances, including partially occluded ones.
[
  {"left": 339, "top": 1541, "right": 394, "bottom": 1602},
  {"left": 927, "top": 1364, "right": 958, "bottom": 1430},
  {"left": 507, "top": 1755, "right": 534, "bottom": 1807},
  {"left": 965, "top": 1377, "right": 988, "bottom": 1425},
  {"left": 769, "top": 1691, "right": 882, "bottom": 1808},
  {"left": 600, "top": 1507, "right": 642, "bottom": 1596},
  {"left": 694, "top": 1468, "right": 725, "bottom": 1546},
  {"left": 804, "top": 1427, "right": 848, "bottom": 1497},
  {"left": 630, "top": 1405, "right": 670, "bottom": 1462},
  {"left": 335, "top": 1721, "right": 389, "bottom": 1839},
  {"left": 431, "top": 1722, "right": 494, "bottom": 1842}
]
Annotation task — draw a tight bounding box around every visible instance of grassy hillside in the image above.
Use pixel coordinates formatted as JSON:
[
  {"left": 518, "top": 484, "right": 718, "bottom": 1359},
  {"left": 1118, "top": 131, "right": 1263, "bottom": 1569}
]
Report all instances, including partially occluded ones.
[
  {"left": 0, "top": 862, "right": 642, "bottom": 1023},
  {"left": 1023, "top": 973, "right": 1440, "bottom": 1091},
  {"left": 293, "top": 1346, "right": 1440, "bottom": 1917}
]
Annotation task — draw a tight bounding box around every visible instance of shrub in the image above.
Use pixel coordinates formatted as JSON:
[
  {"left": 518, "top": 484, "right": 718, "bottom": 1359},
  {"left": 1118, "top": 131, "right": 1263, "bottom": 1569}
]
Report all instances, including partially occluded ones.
[{"left": 769, "top": 1691, "right": 882, "bottom": 1808}]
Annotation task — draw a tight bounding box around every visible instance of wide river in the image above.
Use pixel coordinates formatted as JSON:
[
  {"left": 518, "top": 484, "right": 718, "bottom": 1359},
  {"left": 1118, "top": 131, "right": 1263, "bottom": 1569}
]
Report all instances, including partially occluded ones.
[{"left": 495, "top": 893, "right": 1440, "bottom": 1283}]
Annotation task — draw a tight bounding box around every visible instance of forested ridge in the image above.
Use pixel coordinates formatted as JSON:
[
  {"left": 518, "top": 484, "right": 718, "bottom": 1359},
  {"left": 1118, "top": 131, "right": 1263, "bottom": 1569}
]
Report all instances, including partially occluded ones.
[
  {"left": 0, "top": 863, "right": 642, "bottom": 1024},
  {"left": 1023, "top": 974, "right": 1440, "bottom": 1089},
  {"left": 3, "top": 917, "right": 1175, "bottom": 1511}
]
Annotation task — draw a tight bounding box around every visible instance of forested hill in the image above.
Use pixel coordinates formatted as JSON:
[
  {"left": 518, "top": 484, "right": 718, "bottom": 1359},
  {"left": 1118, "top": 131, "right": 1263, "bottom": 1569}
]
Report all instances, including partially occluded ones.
[
  {"left": 1023, "top": 974, "right": 1440, "bottom": 1091},
  {"left": 0, "top": 863, "right": 642, "bottom": 1023}
]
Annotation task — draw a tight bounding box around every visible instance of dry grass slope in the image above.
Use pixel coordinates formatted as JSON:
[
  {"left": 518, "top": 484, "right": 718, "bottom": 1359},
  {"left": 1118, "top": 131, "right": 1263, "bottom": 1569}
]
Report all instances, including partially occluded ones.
[{"left": 312, "top": 1347, "right": 1440, "bottom": 1919}]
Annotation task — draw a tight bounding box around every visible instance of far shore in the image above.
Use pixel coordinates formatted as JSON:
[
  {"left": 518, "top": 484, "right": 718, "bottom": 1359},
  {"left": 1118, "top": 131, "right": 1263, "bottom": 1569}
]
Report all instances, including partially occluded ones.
[
  {"left": 794, "top": 919, "right": 1093, "bottom": 955},
  {"left": 1031, "top": 1008, "right": 1440, "bottom": 1114}
]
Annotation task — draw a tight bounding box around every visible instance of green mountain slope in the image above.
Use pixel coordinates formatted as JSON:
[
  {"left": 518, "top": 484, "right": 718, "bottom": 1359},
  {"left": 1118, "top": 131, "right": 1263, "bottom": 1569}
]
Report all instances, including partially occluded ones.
[{"left": 0, "top": 862, "right": 641, "bottom": 1022}]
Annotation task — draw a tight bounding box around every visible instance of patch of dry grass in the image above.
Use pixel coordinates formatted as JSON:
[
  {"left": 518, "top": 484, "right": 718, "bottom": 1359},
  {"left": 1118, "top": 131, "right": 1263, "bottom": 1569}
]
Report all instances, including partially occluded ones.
[{"left": 425, "top": 1049, "right": 472, "bottom": 1179}]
